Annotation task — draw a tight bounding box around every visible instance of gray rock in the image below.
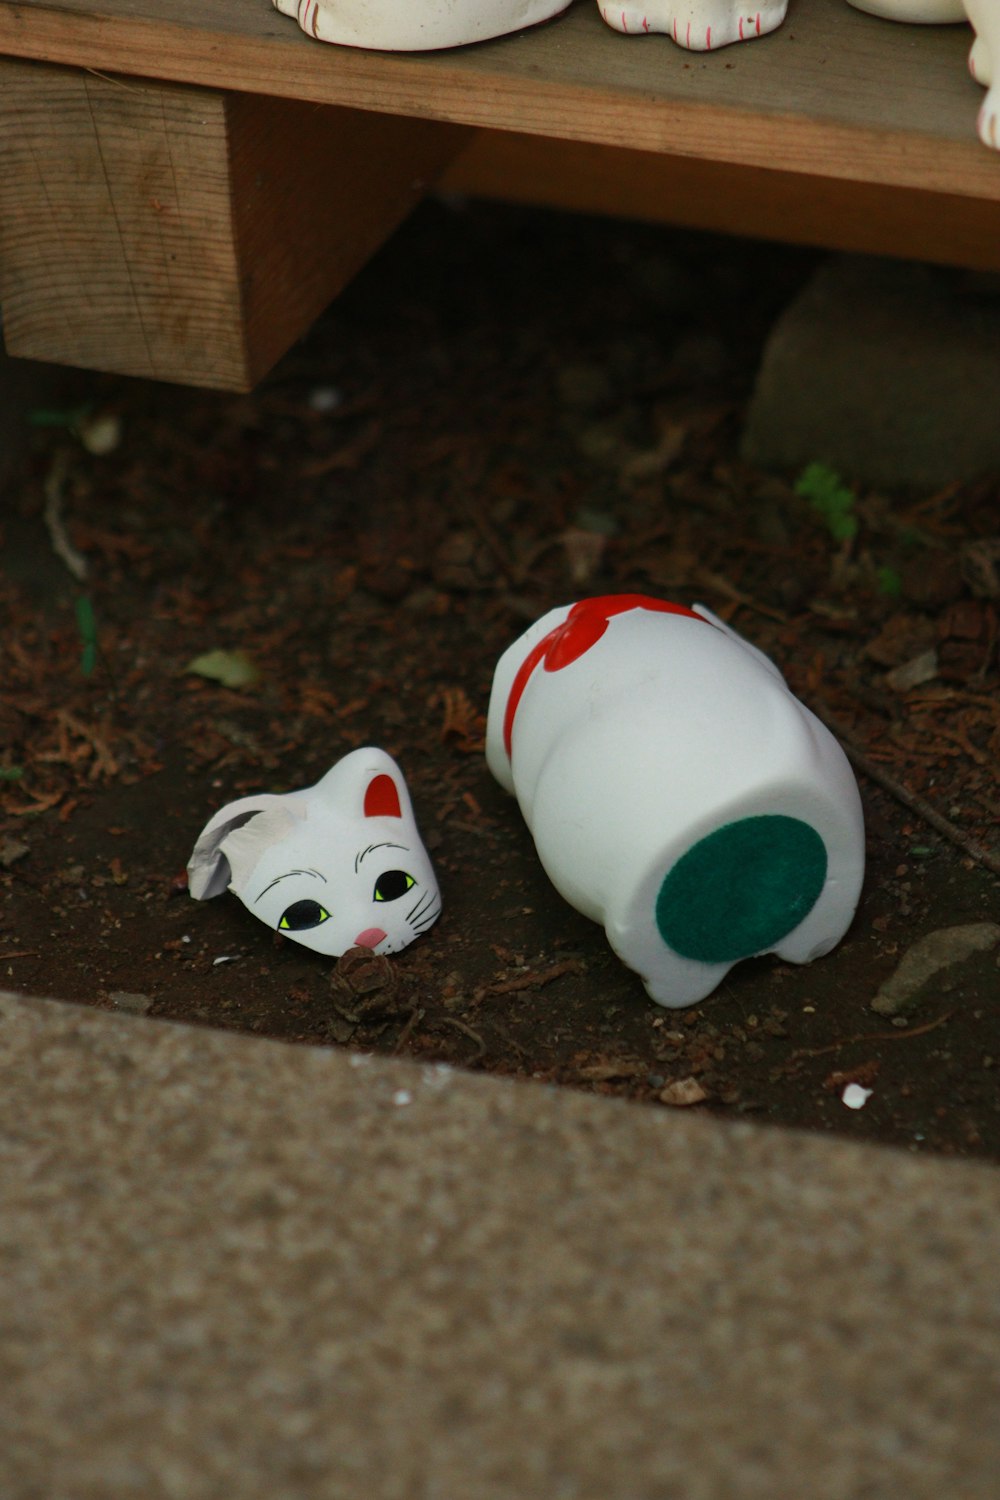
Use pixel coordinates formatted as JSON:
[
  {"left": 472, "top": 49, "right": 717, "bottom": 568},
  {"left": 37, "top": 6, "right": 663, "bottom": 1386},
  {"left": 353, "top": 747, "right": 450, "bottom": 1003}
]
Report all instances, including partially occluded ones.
[
  {"left": 741, "top": 257, "right": 1000, "bottom": 488},
  {"left": 871, "top": 922, "right": 1000, "bottom": 1016}
]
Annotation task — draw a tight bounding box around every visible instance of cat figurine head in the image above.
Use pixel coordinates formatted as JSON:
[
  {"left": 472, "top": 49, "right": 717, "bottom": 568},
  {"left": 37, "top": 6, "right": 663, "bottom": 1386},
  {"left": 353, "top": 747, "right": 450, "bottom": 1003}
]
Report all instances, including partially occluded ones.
[{"left": 187, "top": 748, "right": 441, "bottom": 957}]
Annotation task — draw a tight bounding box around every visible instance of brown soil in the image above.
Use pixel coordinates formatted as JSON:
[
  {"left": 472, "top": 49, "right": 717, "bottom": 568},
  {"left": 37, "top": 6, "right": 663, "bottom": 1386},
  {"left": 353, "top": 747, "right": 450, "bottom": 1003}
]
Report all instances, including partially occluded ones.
[{"left": 2, "top": 203, "right": 998, "bottom": 1161}]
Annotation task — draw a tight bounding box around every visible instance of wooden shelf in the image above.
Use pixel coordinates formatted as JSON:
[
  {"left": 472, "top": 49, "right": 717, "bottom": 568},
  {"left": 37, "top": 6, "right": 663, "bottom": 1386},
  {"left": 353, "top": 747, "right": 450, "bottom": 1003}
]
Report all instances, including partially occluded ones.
[
  {"left": 0, "top": 0, "right": 991, "bottom": 195},
  {"left": 1, "top": 0, "right": 997, "bottom": 389}
]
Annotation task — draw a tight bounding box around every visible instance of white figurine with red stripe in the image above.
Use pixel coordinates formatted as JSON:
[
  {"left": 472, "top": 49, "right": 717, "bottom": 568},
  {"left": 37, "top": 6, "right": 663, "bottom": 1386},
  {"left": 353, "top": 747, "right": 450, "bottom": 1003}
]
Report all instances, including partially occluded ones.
[
  {"left": 597, "top": 0, "right": 788, "bottom": 49},
  {"left": 487, "top": 595, "right": 865, "bottom": 1008}
]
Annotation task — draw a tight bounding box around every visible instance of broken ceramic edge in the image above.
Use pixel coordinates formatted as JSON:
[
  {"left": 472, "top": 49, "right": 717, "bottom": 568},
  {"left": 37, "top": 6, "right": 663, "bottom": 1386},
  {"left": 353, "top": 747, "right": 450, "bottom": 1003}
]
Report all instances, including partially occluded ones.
[
  {"left": 486, "top": 594, "right": 866, "bottom": 1009},
  {"left": 271, "top": 0, "right": 572, "bottom": 51},
  {"left": 187, "top": 747, "right": 441, "bottom": 958},
  {"left": 597, "top": 1, "right": 788, "bottom": 49}
]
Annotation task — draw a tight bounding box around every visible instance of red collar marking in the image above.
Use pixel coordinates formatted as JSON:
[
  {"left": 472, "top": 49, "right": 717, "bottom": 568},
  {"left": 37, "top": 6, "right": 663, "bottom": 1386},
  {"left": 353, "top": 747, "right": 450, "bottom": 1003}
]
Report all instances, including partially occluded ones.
[{"left": 502, "top": 595, "right": 703, "bottom": 758}]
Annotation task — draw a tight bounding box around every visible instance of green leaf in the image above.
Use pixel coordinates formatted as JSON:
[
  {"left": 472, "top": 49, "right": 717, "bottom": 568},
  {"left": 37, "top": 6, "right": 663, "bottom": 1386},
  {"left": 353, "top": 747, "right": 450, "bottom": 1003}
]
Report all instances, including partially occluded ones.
[
  {"left": 0, "top": 766, "right": 24, "bottom": 782},
  {"left": 794, "top": 462, "right": 858, "bottom": 543},
  {"left": 185, "top": 649, "right": 260, "bottom": 690},
  {"left": 28, "top": 401, "right": 96, "bottom": 431}
]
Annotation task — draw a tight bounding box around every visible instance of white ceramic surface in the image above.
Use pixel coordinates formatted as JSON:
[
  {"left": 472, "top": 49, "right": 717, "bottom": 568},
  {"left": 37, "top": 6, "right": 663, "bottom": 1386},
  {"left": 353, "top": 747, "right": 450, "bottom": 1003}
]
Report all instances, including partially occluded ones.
[
  {"left": 188, "top": 748, "right": 441, "bottom": 957},
  {"left": 272, "top": 0, "right": 572, "bottom": 50},
  {"left": 597, "top": 0, "right": 788, "bottom": 48},
  {"left": 965, "top": 0, "right": 999, "bottom": 149},
  {"left": 844, "top": 0, "right": 967, "bottom": 21},
  {"left": 486, "top": 596, "right": 865, "bottom": 1008}
]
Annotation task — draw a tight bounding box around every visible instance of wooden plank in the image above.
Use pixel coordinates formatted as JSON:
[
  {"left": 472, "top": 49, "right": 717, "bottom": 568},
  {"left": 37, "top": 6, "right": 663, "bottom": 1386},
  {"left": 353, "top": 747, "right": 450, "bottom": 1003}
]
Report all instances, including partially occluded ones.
[
  {"left": 0, "top": 0, "right": 993, "bottom": 201},
  {"left": 0, "top": 60, "right": 467, "bottom": 388},
  {"left": 0, "top": 61, "right": 248, "bottom": 386},
  {"left": 442, "top": 130, "right": 1000, "bottom": 273},
  {"left": 226, "top": 95, "right": 468, "bottom": 387}
]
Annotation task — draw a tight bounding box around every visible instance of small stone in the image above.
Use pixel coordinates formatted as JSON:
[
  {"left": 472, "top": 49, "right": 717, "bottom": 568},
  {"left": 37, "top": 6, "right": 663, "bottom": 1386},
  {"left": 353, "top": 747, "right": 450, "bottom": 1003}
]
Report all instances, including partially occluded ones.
[
  {"left": 0, "top": 838, "right": 30, "bottom": 868},
  {"left": 110, "top": 991, "right": 153, "bottom": 1015},
  {"left": 885, "top": 649, "right": 939, "bottom": 693},
  {"left": 77, "top": 410, "right": 123, "bottom": 455},
  {"left": 659, "top": 1077, "right": 709, "bottom": 1108},
  {"left": 871, "top": 923, "right": 1000, "bottom": 1016}
]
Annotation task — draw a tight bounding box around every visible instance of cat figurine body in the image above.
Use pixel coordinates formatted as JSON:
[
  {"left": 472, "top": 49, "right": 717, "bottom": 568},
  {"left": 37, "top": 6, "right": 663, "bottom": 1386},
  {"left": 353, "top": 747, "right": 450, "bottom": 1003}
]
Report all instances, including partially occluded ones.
[
  {"left": 187, "top": 748, "right": 441, "bottom": 957},
  {"left": 597, "top": 0, "right": 788, "bottom": 49},
  {"left": 272, "top": 0, "right": 572, "bottom": 50},
  {"left": 486, "top": 595, "right": 865, "bottom": 1008}
]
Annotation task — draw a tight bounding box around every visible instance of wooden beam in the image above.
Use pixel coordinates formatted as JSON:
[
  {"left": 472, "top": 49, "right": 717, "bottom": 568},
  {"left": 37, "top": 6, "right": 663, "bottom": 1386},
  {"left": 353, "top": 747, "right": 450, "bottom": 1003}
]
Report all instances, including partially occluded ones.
[
  {"left": 0, "top": 59, "right": 467, "bottom": 389},
  {"left": 441, "top": 131, "right": 1000, "bottom": 273}
]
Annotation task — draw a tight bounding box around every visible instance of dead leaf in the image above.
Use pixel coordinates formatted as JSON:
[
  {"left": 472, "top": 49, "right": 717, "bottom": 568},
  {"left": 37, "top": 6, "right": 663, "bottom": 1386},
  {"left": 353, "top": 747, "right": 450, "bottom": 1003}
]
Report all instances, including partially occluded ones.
[{"left": 185, "top": 649, "right": 260, "bottom": 691}]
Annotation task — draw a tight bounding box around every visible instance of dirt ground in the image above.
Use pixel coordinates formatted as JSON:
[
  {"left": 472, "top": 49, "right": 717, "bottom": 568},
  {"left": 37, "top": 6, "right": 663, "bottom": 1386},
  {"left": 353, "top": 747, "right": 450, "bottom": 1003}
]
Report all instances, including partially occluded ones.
[{"left": 2, "top": 201, "right": 999, "bottom": 1161}]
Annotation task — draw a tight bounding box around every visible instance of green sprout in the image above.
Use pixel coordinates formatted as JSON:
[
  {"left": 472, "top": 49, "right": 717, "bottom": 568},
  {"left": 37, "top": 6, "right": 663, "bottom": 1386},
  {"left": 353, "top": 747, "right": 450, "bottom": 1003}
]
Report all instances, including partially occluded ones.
[{"left": 794, "top": 462, "right": 858, "bottom": 544}]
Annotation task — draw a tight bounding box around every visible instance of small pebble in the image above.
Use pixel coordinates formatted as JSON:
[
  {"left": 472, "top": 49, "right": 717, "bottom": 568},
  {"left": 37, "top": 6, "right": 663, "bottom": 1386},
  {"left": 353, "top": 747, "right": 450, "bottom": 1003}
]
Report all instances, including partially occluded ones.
[
  {"left": 110, "top": 991, "right": 153, "bottom": 1015},
  {"left": 308, "top": 386, "right": 343, "bottom": 413}
]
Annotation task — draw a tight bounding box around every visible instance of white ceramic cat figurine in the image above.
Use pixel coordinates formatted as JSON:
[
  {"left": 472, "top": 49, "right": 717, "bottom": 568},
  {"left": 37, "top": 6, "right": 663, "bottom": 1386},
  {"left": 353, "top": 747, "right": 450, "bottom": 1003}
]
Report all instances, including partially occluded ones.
[
  {"left": 844, "top": 1, "right": 998, "bottom": 153},
  {"left": 844, "top": 0, "right": 965, "bottom": 20},
  {"left": 271, "top": 0, "right": 572, "bottom": 50},
  {"left": 486, "top": 595, "right": 865, "bottom": 1008},
  {"left": 187, "top": 747, "right": 441, "bottom": 957},
  {"left": 965, "top": 0, "right": 999, "bottom": 150},
  {"left": 597, "top": 0, "right": 788, "bottom": 49}
]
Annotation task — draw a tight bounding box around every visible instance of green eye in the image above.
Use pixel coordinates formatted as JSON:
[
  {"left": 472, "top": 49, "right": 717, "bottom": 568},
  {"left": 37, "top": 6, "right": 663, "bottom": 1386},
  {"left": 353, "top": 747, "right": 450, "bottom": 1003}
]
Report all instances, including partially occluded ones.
[
  {"left": 279, "top": 899, "right": 331, "bottom": 931},
  {"left": 373, "top": 870, "right": 415, "bottom": 903}
]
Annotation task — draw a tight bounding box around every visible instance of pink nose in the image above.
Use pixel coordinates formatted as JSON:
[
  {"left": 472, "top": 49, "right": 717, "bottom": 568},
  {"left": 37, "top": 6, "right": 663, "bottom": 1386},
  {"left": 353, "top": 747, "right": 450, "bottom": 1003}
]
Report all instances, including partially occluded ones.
[{"left": 354, "top": 927, "right": 387, "bottom": 950}]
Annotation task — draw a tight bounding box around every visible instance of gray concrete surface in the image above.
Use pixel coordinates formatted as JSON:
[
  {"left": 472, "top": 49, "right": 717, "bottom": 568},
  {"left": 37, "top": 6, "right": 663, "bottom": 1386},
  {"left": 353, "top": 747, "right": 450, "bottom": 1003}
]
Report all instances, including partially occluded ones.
[
  {"left": 2, "top": 990, "right": 1000, "bottom": 1499},
  {"left": 741, "top": 256, "right": 1000, "bottom": 487}
]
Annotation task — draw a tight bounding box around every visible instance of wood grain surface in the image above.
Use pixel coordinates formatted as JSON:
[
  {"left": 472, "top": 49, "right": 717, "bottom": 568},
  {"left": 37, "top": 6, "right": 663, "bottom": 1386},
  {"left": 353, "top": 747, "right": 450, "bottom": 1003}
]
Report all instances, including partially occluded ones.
[
  {"left": 0, "top": 60, "right": 466, "bottom": 387},
  {"left": 0, "top": 0, "right": 993, "bottom": 198}
]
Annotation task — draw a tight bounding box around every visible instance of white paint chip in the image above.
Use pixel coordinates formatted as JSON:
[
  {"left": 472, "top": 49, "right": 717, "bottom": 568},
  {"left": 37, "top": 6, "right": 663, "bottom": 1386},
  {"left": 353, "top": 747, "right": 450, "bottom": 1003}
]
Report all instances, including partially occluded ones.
[{"left": 842, "top": 1083, "right": 873, "bottom": 1110}]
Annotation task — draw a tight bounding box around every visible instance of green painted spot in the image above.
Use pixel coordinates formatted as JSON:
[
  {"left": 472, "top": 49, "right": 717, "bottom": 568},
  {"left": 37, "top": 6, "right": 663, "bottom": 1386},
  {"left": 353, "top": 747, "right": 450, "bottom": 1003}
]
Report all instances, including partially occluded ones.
[{"left": 656, "top": 815, "right": 827, "bottom": 964}]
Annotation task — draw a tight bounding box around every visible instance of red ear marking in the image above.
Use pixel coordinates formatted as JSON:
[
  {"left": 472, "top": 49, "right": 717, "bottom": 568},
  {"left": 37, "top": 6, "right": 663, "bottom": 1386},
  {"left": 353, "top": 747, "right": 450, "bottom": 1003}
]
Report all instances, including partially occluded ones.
[{"left": 364, "top": 773, "right": 402, "bottom": 819}]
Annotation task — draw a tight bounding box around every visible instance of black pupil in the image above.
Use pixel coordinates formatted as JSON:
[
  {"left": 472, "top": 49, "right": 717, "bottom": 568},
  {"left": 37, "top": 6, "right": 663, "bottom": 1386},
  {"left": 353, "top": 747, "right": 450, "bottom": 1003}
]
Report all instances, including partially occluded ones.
[
  {"left": 375, "top": 870, "right": 410, "bottom": 902},
  {"left": 281, "top": 899, "right": 326, "bottom": 930}
]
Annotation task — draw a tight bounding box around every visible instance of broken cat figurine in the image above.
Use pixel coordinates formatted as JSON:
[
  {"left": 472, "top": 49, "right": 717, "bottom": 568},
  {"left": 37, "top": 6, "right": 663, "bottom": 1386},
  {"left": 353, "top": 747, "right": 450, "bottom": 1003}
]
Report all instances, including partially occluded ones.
[
  {"left": 271, "top": 0, "right": 572, "bottom": 50},
  {"left": 486, "top": 595, "right": 865, "bottom": 1008},
  {"left": 597, "top": 0, "right": 788, "bottom": 49},
  {"left": 187, "top": 748, "right": 441, "bottom": 957}
]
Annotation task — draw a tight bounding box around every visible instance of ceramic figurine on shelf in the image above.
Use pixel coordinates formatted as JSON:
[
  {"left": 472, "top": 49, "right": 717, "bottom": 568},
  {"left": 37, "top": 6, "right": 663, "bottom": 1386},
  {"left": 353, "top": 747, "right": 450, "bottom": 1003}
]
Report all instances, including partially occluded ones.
[
  {"left": 271, "top": 0, "right": 572, "bottom": 50},
  {"left": 187, "top": 748, "right": 441, "bottom": 957},
  {"left": 843, "top": 0, "right": 998, "bottom": 155},
  {"left": 597, "top": 0, "right": 788, "bottom": 50},
  {"left": 843, "top": 0, "right": 965, "bottom": 20},
  {"left": 965, "top": 0, "right": 999, "bottom": 151},
  {"left": 486, "top": 595, "right": 865, "bottom": 1008}
]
